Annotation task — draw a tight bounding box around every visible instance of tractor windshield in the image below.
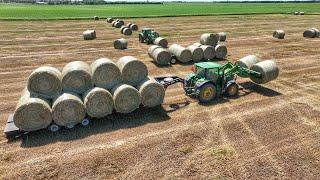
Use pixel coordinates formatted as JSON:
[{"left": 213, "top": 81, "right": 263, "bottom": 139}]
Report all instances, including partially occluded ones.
[{"left": 196, "top": 66, "right": 205, "bottom": 76}]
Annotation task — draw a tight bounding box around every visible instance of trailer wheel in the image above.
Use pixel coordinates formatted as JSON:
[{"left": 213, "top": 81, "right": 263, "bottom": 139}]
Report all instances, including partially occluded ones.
[
  {"left": 49, "top": 124, "right": 59, "bottom": 132},
  {"left": 170, "top": 57, "right": 176, "bottom": 64},
  {"left": 226, "top": 83, "right": 239, "bottom": 96},
  {"left": 197, "top": 83, "right": 216, "bottom": 103},
  {"left": 66, "top": 124, "right": 75, "bottom": 129},
  {"left": 81, "top": 119, "right": 90, "bottom": 126}
]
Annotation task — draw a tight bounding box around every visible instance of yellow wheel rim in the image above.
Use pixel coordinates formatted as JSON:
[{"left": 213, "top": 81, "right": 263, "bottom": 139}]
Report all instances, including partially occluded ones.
[
  {"left": 202, "top": 87, "right": 215, "bottom": 100},
  {"left": 228, "top": 85, "right": 238, "bottom": 96}
]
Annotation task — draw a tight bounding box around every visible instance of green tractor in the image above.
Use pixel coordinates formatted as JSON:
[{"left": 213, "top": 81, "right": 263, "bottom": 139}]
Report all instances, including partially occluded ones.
[
  {"left": 155, "top": 61, "right": 278, "bottom": 103},
  {"left": 139, "top": 28, "right": 159, "bottom": 44}
]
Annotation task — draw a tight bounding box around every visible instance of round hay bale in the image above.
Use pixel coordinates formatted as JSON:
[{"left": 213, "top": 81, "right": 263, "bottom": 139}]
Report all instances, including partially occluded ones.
[
  {"left": 111, "top": 21, "right": 116, "bottom": 27},
  {"left": 27, "top": 66, "right": 62, "bottom": 99},
  {"left": 148, "top": 46, "right": 171, "bottom": 65},
  {"left": 62, "top": 61, "right": 92, "bottom": 94},
  {"left": 303, "top": 29, "right": 316, "bottom": 38},
  {"left": 107, "top": 17, "right": 114, "bottom": 23},
  {"left": 52, "top": 93, "right": 86, "bottom": 127},
  {"left": 114, "top": 38, "right": 128, "bottom": 49},
  {"left": 168, "top": 44, "right": 192, "bottom": 63},
  {"left": 137, "top": 77, "right": 165, "bottom": 107},
  {"left": 83, "top": 87, "right": 114, "bottom": 118},
  {"left": 129, "top": 24, "right": 138, "bottom": 31},
  {"left": 200, "top": 33, "right": 219, "bottom": 46},
  {"left": 117, "top": 56, "right": 148, "bottom": 86},
  {"left": 83, "top": 30, "right": 96, "bottom": 40},
  {"left": 294, "top": 12, "right": 299, "bottom": 15},
  {"left": 218, "top": 32, "right": 227, "bottom": 41},
  {"left": 93, "top": 16, "right": 99, "bottom": 21},
  {"left": 154, "top": 37, "right": 168, "bottom": 48},
  {"left": 215, "top": 45, "right": 227, "bottom": 59},
  {"left": 123, "top": 28, "right": 132, "bottom": 36},
  {"left": 235, "top": 55, "right": 259, "bottom": 70},
  {"left": 117, "top": 20, "right": 124, "bottom": 26},
  {"left": 273, "top": 30, "right": 285, "bottom": 39},
  {"left": 193, "top": 43, "right": 215, "bottom": 60},
  {"left": 120, "top": 25, "right": 127, "bottom": 34},
  {"left": 114, "top": 22, "right": 122, "bottom": 28},
  {"left": 127, "top": 23, "right": 132, "bottom": 27},
  {"left": 250, "top": 60, "right": 279, "bottom": 84},
  {"left": 299, "top": 12, "right": 305, "bottom": 15},
  {"left": 311, "top": 27, "right": 320, "bottom": 37},
  {"left": 91, "top": 58, "right": 122, "bottom": 89},
  {"left": 111, "top": 84, "right": 141, "bottom": 114},
  {"left": 187, "top": 45, "right": 203, "bottom": 62},
  {"left": 13, "top": 89, "right": 52, "bottom": 131},
  {"left": 115, "top": 19, "right": 120, "bottom": 22}
]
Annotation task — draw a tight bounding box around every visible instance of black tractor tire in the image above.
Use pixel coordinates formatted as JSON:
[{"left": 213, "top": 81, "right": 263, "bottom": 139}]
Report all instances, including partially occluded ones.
[
  {"left": 197, "top": 83, "right": 216, "bottom": 103},
  {"left": 139, "top": 33, "right": 144, "bottom": 43},
  {"left": 226, "top": 83, "right": 239, "bottom": 97}
]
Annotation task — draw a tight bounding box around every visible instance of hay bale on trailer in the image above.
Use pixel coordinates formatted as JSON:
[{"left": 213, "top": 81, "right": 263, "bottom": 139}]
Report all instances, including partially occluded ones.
[
  {"left": 62, "top": 61, "right": 92, "bottom": 94},
  {"left": 91, "top": 58, "right": 122, "bottom": 90},
  {"left": 200, "top": 33, "right": 219, "bottom": 46},
  {"left": 148, "top": 45, "right": 171, "bottom": 65},
  {"left": 117, "top": 56, "right": 148, "bottom": 86},
  {"left": 218, "top": 32, "right": 227, "bottom": 41},
  {"left": 52, "top": 93, "right": 86, "bottom": 127},
  {"left": 154, "top": 37, "right": 168, "bottom": 48},
  {"left": 123, "top": 28, "right": 132, "bottom": 36},
  {"left": 114, "top": 38, "right": 128, "bottom": 49},
  {"left": 215, "top": 45, "right": 227, "bottom": 59},
  {"left": 27, "top": 66, "right": 62, "bottom": 99},
  {"left": 169, "top": 44, "right": 192, "bottom": 63},
  {"left": 129, "top": 24, "right": 138, "bottom": 31},
  {"left": 83, "top": 30, "right": 96, "bottom": 40},
  {"left": 193, "top": 43, "right": 215, "bottom": 60},
  {"left": 273, "top": 30, "right": 285, "bottom": 39},
  {"left": 13, "top": 89, "right": 52, "bottom": 131},
  {"left": 250, "top": 60, "right": 279, "bottom": 84},
  {"left": 137, "top": 77, "right": 165, "bottom": 107},
  {"left": 83, "top": 87, "right": 114, "bottom": 118},
  {"left": 111, "top": 84, "right": 141, "bottom": 114},
  {"left": 187, "top": 45, "right": 203, "bottom": 62}
]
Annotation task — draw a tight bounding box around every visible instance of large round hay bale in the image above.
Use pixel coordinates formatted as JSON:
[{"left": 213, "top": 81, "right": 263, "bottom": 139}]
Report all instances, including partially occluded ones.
[
  {"left": 111, "top": 84, "right": 141, "bottom": 113},
  {"left": 148, "top": 45, "right": 171, "bottom": 65},
  {"left": 154, "top": 37, "right": 168, "bottom": 48},
  {"left": 83, "top": 30, "right": 96, "bottom": 40},
  {"left": 294, "top": 12, "right": 299, "bottom": 15},
  {"left": 187, "top": 45, "right": 203, "bottom": 62},
  {"left": 303, "top": 29, "right": 316, "bottom": 38},
  {"left": 137, "top": 77, "right": 165, "bottom": 107},
  {"left": 114, "top": 22, "right": 122, "bottom": 28},
  {"left": 311, "top": 27, "right": 320, "bottom": 37},
  {"left": 13, "top": 89, "right": 52, "bottom": 131},
  {"left": 27, "top": 66, "right": 62, "bottom": 99},
  {"left": 123, "top": 28, "right": 132, "bottom": 36},
  {"left": 83, "top": 87, "right": 114, "bottom": 118},
  {"left": 120, "top": 25, "right": 127, "bottom": 34},
  {"left": 200, "top": 33, "right": 219, "bottom": 46},
  {"left": 129, "top": 24, "right": 138, "bottom": 31},
  {"left": 117, "top": 56, "right": 148, "bottom": 86},
  {"left": 250, "top": 60, "right": 279, "bottom": 84},
  {"left": 107, "top": 17, "right": 114, "bottom": 23},
  {"left": 62, "top": 61, "right": 92, "bottom": 94},
  {"left": 299, "top": 12, "right": 305, "bottom": 15},
  {"left": 114, "top": 38, "right": 128, "bottom": 49},
  {"left": 168, "top": 44, "right": 192, "bottom": 63},
  {"left": 235, "top": 55, "right": 259, "bottom": 69},
  {"left": 127, "top": 23, "right": 132, "bottom": 27},
  {"left": 111, "top": 21, "right": 116, "bottom": 27},
  {"left": 218, "top": 32, "right": 227, "bottom": 41},
  {"left": 91, "top": 58, "right": 122, "bottom": 89},
  {"left": 194, "top": 43, "right": 215, "bottom": 60},
  {"left": 117, "top": 20, "right": 124, "bottom": 26},
  {"left": 52, "top": 93, "right": 86, "bottom": 127},
  {"left": 273, "top": 30, "right": 285, "bottom": 39},
  {"left": 215, "top": 45, "right": 227, "bottom": 59},
  {"left": 93, "top": 16, "right": 99, "bottom": 21}
]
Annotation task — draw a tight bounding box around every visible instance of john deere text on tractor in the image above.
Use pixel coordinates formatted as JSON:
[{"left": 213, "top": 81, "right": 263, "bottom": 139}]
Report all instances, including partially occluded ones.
[{"left": 139, "top": 28, "right": 159, "bottom": 44}]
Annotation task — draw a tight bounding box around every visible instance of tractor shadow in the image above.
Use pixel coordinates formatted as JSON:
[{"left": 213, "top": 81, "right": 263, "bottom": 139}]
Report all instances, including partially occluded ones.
[{"left": 20, "top": 106, "right": 171, "bottom": 148}]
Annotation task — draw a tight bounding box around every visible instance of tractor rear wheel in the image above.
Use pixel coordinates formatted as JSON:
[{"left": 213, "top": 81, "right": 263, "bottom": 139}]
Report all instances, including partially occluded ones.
[
  {"left": 197, "top": 83, "right": 216, "bottom": 103},
  {"left": 226, "top": 83, "right": 239, "bottom": 96}
]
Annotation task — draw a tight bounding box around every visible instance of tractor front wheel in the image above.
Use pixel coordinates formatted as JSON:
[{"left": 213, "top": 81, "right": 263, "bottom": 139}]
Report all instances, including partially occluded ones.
[
  {"left": 197, "top": 83, "right": 216, "bottom": 103},
  {"left": 226, "top": 83, "right": 239, "bottom": 96}
]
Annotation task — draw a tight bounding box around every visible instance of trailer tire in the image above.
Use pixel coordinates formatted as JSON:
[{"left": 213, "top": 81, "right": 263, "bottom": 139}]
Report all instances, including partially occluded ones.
[
  {"left": 170, "top": 57, "right": 177, "bottom": 64},
  {"left": 81, "top": 119, "right": 90, "bottom": 126},
  {"left": 226, "top": 83, "right": 239, "bottom": 97},
  {"left": 49, "top": 124, "right": 59, "bottom": 132},
  {"left": 197, "top": 83, "right": 216, "bottom": 103}
]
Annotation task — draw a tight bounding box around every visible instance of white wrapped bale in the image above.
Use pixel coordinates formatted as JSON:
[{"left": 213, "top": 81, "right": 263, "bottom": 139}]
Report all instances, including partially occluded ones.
[
  {"left": 83, "top": 87, "right": 114, "bottom": 118},
  {"left": 27, "top": 66, "right": 62, "bottom": 99},
  {"left": 13, "top": 89, "right": 52, "bottom": 131},
  {"left": 273, "top": 30, "right": 285, "bottom": 39},
  {"left": 117, "top": 56, "right": 148, "bottom": 86},
  {"left": 62, "top": 61, "right": 93, "bottom": 94},
  {"left": 218, "top": 32, "right": 227, "bottom": 41},
  {"left": 83, "top": 30, "right": 96, "bottom": 40},
  {"left": 111, "top": 84, "right": 141, "bottom": 114},
  {"left": 250, "top": 60, "right": 279, "bottom": 84},
  {"left": 193, "top": 43, "right": 215, "bottom": 60},
  {"left": 154, "top": 37, "right": 168, "bottom": 48},
  {"left": 200, "top": 33, "right": 219, "bottom": 46},
  {"left": 187, "top": 45, "right": 203, "bottom": 62},
  {"left": 52, "top": 93, "right": 86, "bottom": 127},
  {"left": 114, "top": 38, "right": 128, "bottom": 49},
  {"left": 148, "top": 45, "right": 171, "bottom": 65},
  {"left": 129, "top": 24, "right": 138, "bottom": 31},
  {"left": 169, "top": 44, "right": 192, "bottom": 63},
  {"left": 123, "top": 28, "right": 132, "bottom": 36},
  {"left": 137, "top": 77, "right": 165, "bottom": 107},
  {"left": 215, "top": 45, "right": 228, "bottom": 59},
  {"left": 91, "top": 58, "right": 122, "bottom": 89}
]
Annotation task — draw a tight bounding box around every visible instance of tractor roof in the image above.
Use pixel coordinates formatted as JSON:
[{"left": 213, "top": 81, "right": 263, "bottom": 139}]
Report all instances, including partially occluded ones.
[{"left": 195, "top": 62, "right": 222, "bottom": 69}]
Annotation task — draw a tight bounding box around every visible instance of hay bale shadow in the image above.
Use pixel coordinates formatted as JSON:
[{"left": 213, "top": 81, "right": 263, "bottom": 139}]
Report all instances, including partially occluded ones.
[{"left": 239, "top": 81, "right": 282, "bottom": 97}]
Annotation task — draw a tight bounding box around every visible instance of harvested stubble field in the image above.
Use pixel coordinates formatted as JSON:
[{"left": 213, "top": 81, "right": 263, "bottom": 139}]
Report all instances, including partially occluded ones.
[{"left": 0, "top": 14, "right": 320, "bottom": 179}]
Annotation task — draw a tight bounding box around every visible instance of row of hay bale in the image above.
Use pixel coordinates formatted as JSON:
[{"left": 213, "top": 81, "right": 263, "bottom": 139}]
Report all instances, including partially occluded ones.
[
  {"left": 83, "top": 30, "right": 96, "bottom": 40},
  {"left": 106, "top": 17, "right": 138, "bottom": 35},
  {"left": 14, "top": 57, "right": 165, "bottom": 132},
  {"left": 294, "top": 12, "right": 304, "bottom": 15}
]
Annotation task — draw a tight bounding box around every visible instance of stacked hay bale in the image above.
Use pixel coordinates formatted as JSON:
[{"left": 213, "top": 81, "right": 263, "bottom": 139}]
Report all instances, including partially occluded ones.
[
  {"left": 83, "top": 30, "right": 96, "bottom": 40},
  {"left": 187, "top": 45, "right": 204, "bottom": 62},
  {"left": 193, "top": 43, "right": 215, "bottom": 60},
  {"left": 273, "top": 30, "right": 285, "bottom": 39},
  {"left": 303, "top": 28, "right": 320, "bottom": 38},
  {"left": 218, "top": 32, "right": 227, "bottom": 42},
  {"left": 148, "top": 45, "right": 171, "bottom": 65},
  {"left": 198, "top": 33, "right": 228, "bottom": 60}
]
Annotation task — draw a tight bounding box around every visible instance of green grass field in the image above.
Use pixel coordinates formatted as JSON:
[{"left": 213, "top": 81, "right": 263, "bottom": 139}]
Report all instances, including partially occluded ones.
[{"left": 0, "top": 3, "right": 320, "bottom": 20}]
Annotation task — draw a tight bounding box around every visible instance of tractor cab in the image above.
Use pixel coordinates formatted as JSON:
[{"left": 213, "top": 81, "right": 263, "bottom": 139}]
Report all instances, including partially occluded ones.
[
  {"left": 139, "top": 28, "right": 160, "bottom": 44},
  {"left": 194, "top": 62, "right": 222, "bottom": 83}
]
